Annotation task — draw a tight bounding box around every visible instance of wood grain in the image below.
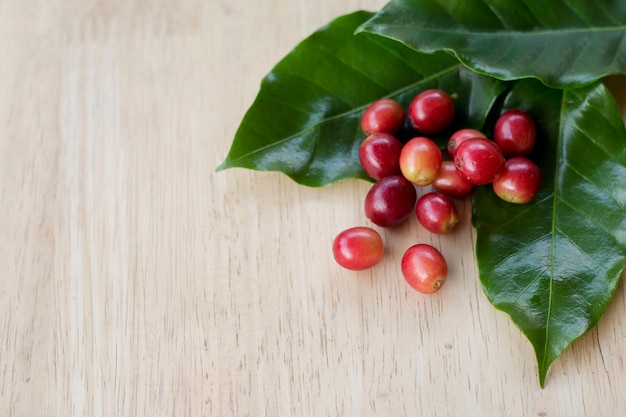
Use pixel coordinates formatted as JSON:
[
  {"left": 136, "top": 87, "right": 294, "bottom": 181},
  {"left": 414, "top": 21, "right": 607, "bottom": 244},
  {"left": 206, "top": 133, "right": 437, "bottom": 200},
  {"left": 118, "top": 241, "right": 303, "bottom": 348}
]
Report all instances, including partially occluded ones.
[{"left": 0, "top": 0, "right": 625, "bottom": 416}]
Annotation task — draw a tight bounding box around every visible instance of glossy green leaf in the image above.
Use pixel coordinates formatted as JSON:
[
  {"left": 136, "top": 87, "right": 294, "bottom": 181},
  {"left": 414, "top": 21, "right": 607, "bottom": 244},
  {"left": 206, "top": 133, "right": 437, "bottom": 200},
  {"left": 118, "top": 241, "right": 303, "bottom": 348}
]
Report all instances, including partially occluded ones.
[
  {"left": 359, "top": 0, "right": 626, "bottom": 87},
  {"left": 218, "top": 11, "right": 509, "bottom": 187},
  {"left": 473, "top": 79, "right": 626, "bottom": 387}
]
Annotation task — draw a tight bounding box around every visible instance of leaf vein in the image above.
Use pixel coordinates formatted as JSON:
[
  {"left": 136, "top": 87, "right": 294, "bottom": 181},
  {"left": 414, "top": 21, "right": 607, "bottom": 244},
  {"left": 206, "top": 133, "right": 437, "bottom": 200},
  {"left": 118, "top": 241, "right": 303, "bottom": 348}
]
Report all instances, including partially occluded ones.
[
  {"left": 554, "top": 223, "right": 608, "bottom": 273},
  {"left": 562, "top": 158, "right": 626, "bottom": 213},
  {"left": 557, "top": 195, "right": 619, "bottom": 242},
  {"left": 506, "top": 269, "right": 549, "bottom": 307},
  {"left": 561, "top": 0, "right": 595, "bottom": 26},
  {"left": 490, "top": 233, "right": 551, "bottom": 272},
  {"left": 314, "top": 45, "right": 391, "bottom": 92}
]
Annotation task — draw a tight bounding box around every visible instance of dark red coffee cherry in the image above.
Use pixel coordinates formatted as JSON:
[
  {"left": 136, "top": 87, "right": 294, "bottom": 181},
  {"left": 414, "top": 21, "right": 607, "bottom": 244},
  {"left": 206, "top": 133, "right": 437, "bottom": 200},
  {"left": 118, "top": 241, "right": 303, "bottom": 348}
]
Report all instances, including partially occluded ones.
[
  {"left": 358, "top": 133, "right": 403, "bottom": 180},
  {"left": 364, "top": 175, "right": 417, "bottom": 227}
]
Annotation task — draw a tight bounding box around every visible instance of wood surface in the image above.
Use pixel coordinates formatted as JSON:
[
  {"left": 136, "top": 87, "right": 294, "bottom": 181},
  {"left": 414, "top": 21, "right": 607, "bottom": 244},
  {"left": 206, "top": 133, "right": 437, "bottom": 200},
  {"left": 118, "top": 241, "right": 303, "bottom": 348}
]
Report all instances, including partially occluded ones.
[{"left": 1, "top": 0, "right": 625, "bottom": 416}]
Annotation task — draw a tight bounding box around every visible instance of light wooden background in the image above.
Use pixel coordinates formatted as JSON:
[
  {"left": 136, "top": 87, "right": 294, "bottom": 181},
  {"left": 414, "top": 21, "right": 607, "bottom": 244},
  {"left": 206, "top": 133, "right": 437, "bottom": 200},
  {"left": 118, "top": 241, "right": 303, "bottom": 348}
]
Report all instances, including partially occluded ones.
[{"left": 1, "top": 0, "right": 626, "bottom": 416}]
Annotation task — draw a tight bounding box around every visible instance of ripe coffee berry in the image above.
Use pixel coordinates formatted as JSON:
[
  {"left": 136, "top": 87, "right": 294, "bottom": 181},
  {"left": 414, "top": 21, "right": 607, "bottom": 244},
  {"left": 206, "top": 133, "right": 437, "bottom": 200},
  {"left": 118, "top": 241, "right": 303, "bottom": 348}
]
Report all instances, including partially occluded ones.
[
  {"left": 454, "top": 138, "right": 505, "bottom": 185},
  {"left": 358, "top": 133, "right": 403, "bottom": 180},
  {"left": 493, "top": 156, "right": 542, "bottom": 204},
  {"left": 361, "top": 98, "right": 405, "bottom": 135},
  {"left": 447, "top": 128, "right": 487, "bottom": 157},
  {"left": 332, "top": 226, "right": 384, "bottom": 271},
  {"left": 408, "top": 89, "right": 455, "bottom": 134},
  {"left": 364, "top": 175, "right": 417, "bottom": 227},
  {"left": 494, "top": 109, "right": 537, "bottom": 156},
  {"left": 399, "top": 136, "right": 442, "bottom": 186},
  {"left": 401, "top": 244, "right": 448, "bottom": 294},
  {"left": 432, "top": 161, "right": 475, "bottom": 198},
  {"left": 416, "top": 192, "right": 459, "bottom": 234}
]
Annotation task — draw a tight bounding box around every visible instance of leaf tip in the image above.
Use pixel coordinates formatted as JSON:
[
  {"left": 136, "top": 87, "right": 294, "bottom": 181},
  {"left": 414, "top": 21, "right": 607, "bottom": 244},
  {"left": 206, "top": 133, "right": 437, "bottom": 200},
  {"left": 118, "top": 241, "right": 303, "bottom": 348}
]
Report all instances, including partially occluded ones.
[
  {"left": 538, "top": 370, "right": 547, "bottom": 389},
  {"left": 537, "top": 354, "right": 552, "bottom": 388},
  {"left": 215, "top": 159, "right": 230, "bottom": 172}
]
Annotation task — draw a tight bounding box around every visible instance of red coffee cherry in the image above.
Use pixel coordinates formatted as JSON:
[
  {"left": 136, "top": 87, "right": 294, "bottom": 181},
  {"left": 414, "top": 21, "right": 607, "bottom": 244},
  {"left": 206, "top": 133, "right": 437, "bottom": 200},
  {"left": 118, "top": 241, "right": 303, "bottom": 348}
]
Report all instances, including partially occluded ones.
[
  {"left": 407, "top": 89, "right": 455, "bottom": 134},
  {"left": 494, "top": 109, "right": 537, "bottom": 156},
  {"left": 332, "top": 226, "right": 384, "bottom": 271},
  {"left": 399, "top": 136, "right": 442, "bottom": 186},
  {"left": 454, "top": 138, "right": 505, "bottom": 185},
  {"left": 493, "top": 156, "right": 542, "bottom": 204},
  {"left": 432, "top": 161, "right": 475, "bottom": 198},
  {"left": 401, "top": 244, "right": 448, "bottom": 294},
  {"left": 447, "top": 128, "right": 487, "bottom": 157},
  {"left": 416, "top": 192, "right": 459, "bottom": 234},
  {"left": 361, "top": 98, "right": 405, "bottom": 135}
]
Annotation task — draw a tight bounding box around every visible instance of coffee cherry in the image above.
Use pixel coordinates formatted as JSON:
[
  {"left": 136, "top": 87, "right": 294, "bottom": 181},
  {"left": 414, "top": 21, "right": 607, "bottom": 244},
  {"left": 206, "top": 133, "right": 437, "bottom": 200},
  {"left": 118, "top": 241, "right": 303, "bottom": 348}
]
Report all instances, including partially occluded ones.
[
  {"left": 432, "top": 161, "right": 475, "bottom": 198},
  {"left": 407, "top": 89, "right": 455, "bottom": 134},
  {"left": 399, "top": 136, "right": 442, "bottom": 186},
  {"left": 493, "top": 156, "right": 542, "bottom": 204},
  {"left": 332, "top": 226, "right": 384, "bottom": 271},
  {"left": 454, "top": 138, "right": 505, "bottom": 185},
  {"left": 494, "top": 109, "right": 537, "bottom": 156},
  {"left": 358, "top": 133, "right": 403, "bottom": 180},
  {"left": 447, "top": 128, "right": 487, "bottom": 157},
  {"left": 401, "top": 244, "right": 448, "bottom": 294},
  {"left": 361, "top": 98, "right": 405, "bottom": 135},
  {"left": 416, "top": 192, "right": 459, "bottom": 234},
  {"left": 364, "top": 175, "right": 417, "bottom": 227}
]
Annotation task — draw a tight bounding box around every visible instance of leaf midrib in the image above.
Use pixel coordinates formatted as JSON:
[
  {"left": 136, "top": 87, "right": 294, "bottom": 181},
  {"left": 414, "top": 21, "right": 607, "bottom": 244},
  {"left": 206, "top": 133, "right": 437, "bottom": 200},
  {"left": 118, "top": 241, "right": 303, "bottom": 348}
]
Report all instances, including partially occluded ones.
[
  {"left": 542, "top": 90, "right": 568, "bottom": 380},
  {"left": 374, "top": 23, "right": 626, "bottom": 38},
  {"left": 220, "top": 65, "right": 459, "bottom": 167}
]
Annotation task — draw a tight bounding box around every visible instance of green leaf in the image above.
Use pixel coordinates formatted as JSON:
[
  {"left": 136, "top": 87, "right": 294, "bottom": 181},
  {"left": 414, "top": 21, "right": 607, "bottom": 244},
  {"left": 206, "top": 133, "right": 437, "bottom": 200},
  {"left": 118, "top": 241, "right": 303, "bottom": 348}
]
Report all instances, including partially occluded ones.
[
  {"left": 359, "top": 0, "right": 626, "bottom": 88},
  {"left": 473, "top": 79, "right": 626, "bottom": 387},
  {"left": 218, "top": 11, "right": 509, "bottom": 187}
]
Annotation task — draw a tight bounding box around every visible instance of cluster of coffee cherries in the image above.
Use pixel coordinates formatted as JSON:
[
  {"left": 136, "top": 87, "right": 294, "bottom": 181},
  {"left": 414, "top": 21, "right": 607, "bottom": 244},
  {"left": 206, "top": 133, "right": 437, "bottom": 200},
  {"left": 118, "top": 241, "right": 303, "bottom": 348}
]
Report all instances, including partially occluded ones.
[{"left": 332, "top": 89, "right": 541, "bottom": 294}]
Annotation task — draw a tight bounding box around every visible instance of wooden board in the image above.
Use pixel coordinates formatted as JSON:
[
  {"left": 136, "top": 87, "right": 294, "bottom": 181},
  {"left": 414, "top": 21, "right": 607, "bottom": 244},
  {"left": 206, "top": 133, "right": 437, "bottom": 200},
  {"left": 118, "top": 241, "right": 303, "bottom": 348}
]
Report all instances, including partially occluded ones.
[{"left": 1, "top": 0, "right": 625, "bottom": 415}]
